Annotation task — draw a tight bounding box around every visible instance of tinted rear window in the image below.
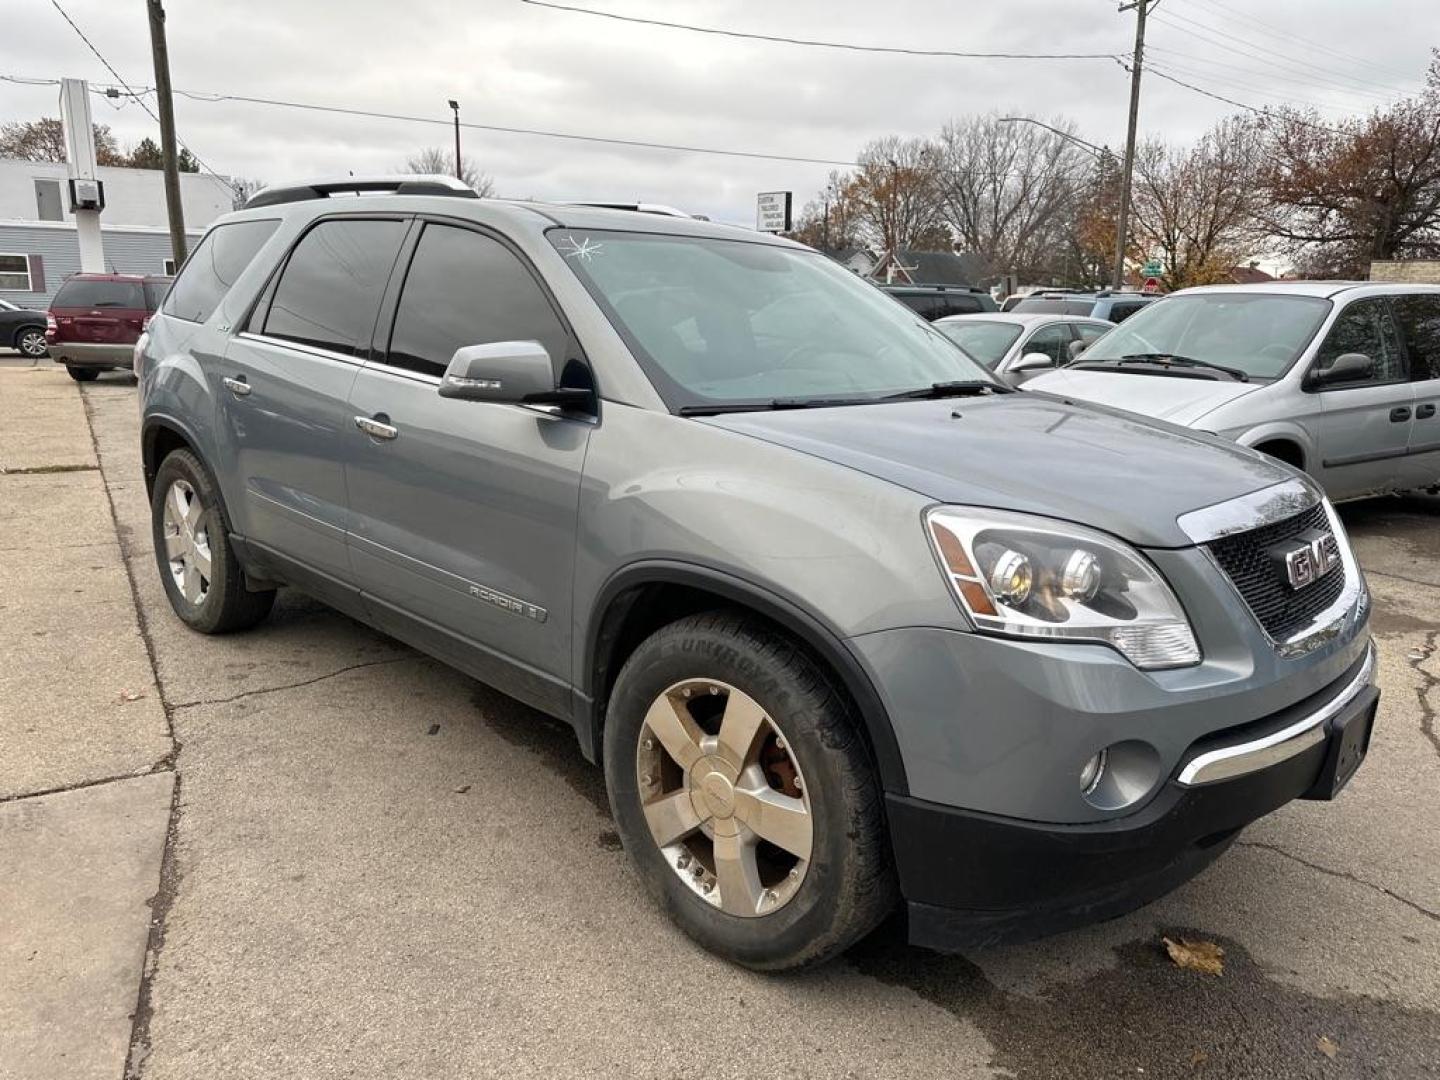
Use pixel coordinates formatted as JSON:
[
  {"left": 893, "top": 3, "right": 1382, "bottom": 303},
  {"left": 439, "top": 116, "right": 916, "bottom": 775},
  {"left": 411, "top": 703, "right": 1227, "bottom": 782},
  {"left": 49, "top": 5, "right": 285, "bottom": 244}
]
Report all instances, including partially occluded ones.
[
  {"left": 164, "top": 219, "right": 278, "bottom": 323},
  {"left": 52, "top": 279, "right": 142, "bottom": 309},
  {"left": 1012, "top": 298, "right": 1093, "bottom": 316}
]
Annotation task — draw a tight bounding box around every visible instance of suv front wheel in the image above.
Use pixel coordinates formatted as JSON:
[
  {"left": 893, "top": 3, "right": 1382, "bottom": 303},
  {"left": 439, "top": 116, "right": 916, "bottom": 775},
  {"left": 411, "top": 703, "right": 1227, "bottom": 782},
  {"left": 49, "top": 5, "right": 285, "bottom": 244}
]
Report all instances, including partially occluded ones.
[
  {"left": 150, "top": 449, "right": 276, "bottom": 633},
  {"left": 604, "top": 612, "right": 895, "bottom": 969}
]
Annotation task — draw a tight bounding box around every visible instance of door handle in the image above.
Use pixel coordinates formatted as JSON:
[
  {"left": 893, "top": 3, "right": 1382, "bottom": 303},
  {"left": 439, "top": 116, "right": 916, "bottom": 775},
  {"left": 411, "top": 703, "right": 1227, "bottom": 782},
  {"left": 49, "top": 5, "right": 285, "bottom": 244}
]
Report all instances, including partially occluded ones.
[
  {"left": 354, "top": 415, "right": 399, "bottom": 441},
  {"left": 1390, "top": 406, "right": 1412, "bottom": 422},
  {"left": 1417, "top": 403, "right": 1436, "bottom": 419},
  {"left": 222, "top": 376, "right": 252, "bottom": 398}
]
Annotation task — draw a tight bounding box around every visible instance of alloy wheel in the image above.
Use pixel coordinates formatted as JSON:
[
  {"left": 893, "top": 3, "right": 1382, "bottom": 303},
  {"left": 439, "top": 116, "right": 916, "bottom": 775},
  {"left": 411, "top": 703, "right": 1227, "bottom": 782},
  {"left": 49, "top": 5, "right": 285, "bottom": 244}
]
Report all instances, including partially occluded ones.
[
  {"left": 161, "top": 479, "right": 212, "bottom": 604},
  {"left": 636, "top": 679, "right": 813, "bottom": 917},
  {"left": 18, "top": 329, "right": 47, "bottom": 358}
]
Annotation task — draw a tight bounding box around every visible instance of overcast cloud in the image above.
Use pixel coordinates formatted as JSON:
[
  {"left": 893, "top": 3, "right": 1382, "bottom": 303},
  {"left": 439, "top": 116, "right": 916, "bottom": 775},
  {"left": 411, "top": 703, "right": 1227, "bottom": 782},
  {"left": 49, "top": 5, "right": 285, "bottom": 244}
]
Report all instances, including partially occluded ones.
[{"left": 1, "top": 0, "right": 1434, "bottom": 224}]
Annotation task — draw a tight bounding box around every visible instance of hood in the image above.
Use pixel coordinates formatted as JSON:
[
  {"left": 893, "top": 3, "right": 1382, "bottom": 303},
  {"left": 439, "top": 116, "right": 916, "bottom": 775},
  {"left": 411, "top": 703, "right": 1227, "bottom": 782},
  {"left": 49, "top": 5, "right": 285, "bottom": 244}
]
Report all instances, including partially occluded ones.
[
  {"left": 702, "top": 395, "right": 1291, "bottom": 548},
  {"left": 1022, "top": 367, "right": 1264, "bottom": 426}
]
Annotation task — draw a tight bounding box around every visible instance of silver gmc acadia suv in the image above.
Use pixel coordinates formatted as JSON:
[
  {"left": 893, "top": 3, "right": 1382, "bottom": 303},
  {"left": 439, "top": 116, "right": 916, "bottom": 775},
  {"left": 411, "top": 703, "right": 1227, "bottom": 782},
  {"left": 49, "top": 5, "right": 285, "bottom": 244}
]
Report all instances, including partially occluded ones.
[{"left": 136, "top": 176, "right": 1378, "bottom": 970}]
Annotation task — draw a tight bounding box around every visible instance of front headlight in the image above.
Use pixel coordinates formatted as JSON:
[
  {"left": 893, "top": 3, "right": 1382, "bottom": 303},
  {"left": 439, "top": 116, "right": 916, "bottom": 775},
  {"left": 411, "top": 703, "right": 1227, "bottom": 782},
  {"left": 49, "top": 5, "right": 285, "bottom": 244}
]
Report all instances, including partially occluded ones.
[{"left": 926, "top": 507, "right": 1200, "bottom": 669}]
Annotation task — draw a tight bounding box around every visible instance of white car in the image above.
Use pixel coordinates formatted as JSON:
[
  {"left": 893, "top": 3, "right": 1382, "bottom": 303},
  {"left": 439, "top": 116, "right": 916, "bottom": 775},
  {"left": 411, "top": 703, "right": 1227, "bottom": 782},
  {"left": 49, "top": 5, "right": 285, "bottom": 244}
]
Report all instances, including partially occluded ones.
[{"left": 935, "top": 312, "right": 1114, "bottom": 385}]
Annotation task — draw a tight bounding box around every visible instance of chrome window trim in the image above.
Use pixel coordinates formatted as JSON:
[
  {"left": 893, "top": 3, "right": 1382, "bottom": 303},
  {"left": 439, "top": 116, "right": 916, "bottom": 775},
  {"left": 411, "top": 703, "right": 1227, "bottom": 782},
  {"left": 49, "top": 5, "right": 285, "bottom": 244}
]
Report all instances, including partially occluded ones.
[
  {"left": 1176, "top": 477, "right": 1320, "bottom": 544},
  {"left": 1177, "top": 642, "right": 1375, "bottom": 786},
  {"left": 236, "top": 331, "right": 365, "bottom": 368}
]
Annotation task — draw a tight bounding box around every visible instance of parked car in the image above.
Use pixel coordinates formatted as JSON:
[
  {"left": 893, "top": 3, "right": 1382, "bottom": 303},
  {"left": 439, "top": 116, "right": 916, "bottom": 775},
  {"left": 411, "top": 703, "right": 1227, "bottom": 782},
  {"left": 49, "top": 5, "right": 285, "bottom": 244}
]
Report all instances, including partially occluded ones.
[
  {"left": 935, "top": 312, "right": 1113, "bottom": 385},
  {"left": 1025, "top": 282, "right": 1440, "bottom": 501},
  {"left": 46, "top": 272, "right": 171, "bottom": 381},
  {"left": 0, "top": 297, "right": 48, "bottom": 359},
  {"left": 138, "top": 176, "right": 1376, "bottom": 970},
  {"left": 1012, "top": 289, "right": 1158, "bottom": 323},
  {"left": 881, "top": 283, "right": 998, "bottom": 320}
]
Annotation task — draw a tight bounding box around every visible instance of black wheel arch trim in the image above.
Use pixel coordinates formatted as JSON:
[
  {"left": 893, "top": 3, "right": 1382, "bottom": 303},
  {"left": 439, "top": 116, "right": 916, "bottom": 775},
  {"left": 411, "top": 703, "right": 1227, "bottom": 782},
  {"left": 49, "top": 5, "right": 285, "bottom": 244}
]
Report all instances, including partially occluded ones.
[
  {"left": 583, "top": 559, "right": 910, "bottom": 795},
  {"left": 141, "top": 412, "right": 208, "bottom": 491}
]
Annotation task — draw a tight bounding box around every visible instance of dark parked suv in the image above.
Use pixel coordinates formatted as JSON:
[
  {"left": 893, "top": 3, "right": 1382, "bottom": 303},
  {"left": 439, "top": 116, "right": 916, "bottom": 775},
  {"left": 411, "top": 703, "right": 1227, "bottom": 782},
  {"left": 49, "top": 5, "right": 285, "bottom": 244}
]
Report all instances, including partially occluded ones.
[
  {"left": 1012, "top": 289, "right": 1157, "bottom": 323},
  {"left": 136, "top": 175, "right": 1377, "bottom": 969},
  {"left": 881, "top": 283, "right": 998, "bottom": 320},
  {"left": 0, "top": 298, "right": 49, "bottom": 359},
  {"left": 47, "top": 272, "right": 171, "bottom": 380}
]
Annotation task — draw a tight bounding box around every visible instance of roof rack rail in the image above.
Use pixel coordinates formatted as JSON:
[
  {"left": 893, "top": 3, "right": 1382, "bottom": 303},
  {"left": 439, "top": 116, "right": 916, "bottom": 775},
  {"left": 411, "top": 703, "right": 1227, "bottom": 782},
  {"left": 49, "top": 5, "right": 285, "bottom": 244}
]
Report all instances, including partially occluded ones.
[
  {"left": 563, "top": 201, "right": 699, "bottom": 219},
  {"left": 242, "top": 174, "right": 480, "bottom": 210}
]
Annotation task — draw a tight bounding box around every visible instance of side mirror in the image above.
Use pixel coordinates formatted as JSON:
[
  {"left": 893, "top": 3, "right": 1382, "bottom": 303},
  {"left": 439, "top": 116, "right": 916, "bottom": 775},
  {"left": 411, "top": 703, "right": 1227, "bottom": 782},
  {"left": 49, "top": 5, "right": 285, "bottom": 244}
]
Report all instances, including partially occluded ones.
[
  {"left": 1311, "top": 352, "right": 1375, "bottom": 387},
  {"left": 1012, "top": 352, "right": 1055, "bottom": 373},
  {"left": 438, "top": 341, "right": 589, "bottom": 407},
  {"left": 1067, "top": 338, "right": 1090, "bottom": 361}
]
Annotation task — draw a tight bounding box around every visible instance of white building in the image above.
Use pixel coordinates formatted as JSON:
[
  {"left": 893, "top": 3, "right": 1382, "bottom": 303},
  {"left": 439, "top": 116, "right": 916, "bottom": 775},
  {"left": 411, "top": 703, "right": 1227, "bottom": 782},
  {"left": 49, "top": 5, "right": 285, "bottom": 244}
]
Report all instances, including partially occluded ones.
[{"left": 0, "top": 157, "right": 237, "bottom": 308}]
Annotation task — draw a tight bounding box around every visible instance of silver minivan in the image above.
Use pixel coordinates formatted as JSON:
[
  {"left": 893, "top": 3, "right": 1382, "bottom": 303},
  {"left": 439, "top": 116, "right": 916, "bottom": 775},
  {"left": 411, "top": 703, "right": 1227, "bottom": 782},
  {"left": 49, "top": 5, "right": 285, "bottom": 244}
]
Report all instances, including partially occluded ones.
[{"left": 1026, "top": 282, "right": 1440, "bottom": 501}]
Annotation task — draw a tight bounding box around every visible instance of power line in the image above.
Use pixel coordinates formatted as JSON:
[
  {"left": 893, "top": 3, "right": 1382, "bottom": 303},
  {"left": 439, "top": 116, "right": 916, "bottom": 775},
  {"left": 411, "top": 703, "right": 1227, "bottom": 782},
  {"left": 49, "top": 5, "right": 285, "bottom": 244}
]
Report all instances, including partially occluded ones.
[
  {"left": 1184, "top": 0, "right": 1422, "bottom": 86},
  {"left": 1142, "top": 62, "right": 1347, "bottom": 133},
  {"left": 519, "top": 0, "right": 1119, "bottom": 61},
  {"left": 1150, "top": 9, "right": 1411, "bottom": 101},
  {"left": 1144, "top": 50, "right": 1378, "bottom": 116},
  {"left": 47, "top": 0, "right": 239, "bottom": 196}
]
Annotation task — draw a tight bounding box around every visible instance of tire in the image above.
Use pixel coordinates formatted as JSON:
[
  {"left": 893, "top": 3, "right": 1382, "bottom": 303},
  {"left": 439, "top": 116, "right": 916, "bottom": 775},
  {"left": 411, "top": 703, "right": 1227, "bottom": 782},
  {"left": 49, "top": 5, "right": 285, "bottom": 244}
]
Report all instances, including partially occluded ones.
[
  {"left": 604, "top": 611, "right": 895, "bottom": 970},
  {"left": 14, "top": 327, "right": 47, "bottom": 358},
  {"left": 66, "top": 365, "right": 99, "bottom": 382},
  {"left": 150, "top": 448, "right": 276, "bottom": 633}
]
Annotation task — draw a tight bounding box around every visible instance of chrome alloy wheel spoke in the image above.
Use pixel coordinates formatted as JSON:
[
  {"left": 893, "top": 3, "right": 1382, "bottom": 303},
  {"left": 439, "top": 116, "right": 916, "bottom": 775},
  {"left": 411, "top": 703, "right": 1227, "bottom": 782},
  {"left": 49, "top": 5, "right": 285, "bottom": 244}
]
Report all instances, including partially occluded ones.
[{"left": 162, "top": 480, "right": 211, "bottom": 604}]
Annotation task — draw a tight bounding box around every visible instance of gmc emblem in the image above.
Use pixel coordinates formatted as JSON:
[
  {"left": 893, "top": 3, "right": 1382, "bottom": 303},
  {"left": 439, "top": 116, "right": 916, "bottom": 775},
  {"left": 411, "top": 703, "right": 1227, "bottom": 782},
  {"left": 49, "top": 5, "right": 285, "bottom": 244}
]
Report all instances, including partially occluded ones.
[{"left": 1276, "top": 530, "right": 1341, "bottom": 590}]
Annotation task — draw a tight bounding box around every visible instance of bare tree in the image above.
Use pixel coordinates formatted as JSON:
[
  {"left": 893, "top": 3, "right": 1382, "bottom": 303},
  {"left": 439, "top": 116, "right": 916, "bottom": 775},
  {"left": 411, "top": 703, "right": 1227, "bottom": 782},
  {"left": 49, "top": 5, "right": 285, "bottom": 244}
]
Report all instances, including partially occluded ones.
[
  {"left": 934, "top": 113, "right": 1090, "bottom": 283},
  {"left": 787, "top": 170, "right": 865, "bottom": 251},
  {"left": 402, "top": 147, "right": 495, "bottom": 197},
  {"left": 1257, "top": 53, "right": 1440, "bottom": 277},
  {"left": 1130, "top": 116, "right": 1266, "bottom": 290},
  {"left": 844, "top": 136, "right": 947, "bottom": 253},
  {"left": 0, "top": 117, "right": 124, "bottom": 165}
]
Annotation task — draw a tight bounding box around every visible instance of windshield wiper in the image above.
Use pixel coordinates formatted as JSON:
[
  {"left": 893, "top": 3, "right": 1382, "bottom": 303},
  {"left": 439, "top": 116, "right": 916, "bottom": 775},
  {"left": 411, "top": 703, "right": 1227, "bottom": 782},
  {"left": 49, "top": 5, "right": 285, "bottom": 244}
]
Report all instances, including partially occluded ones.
[
  {"left": 1088, "top": 353, "right": 1250, "bottom": 382},
  {"left": 879, "top": 379, "right": 1012, "bottom": 401}
]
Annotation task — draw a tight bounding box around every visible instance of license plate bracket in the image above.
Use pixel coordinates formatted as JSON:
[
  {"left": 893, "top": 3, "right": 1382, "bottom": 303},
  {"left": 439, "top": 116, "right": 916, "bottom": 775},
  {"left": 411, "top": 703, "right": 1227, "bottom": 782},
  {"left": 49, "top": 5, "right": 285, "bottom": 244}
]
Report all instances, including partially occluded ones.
[{"left": 1302, "top": 685, "right": 1379, "bottom": 801}]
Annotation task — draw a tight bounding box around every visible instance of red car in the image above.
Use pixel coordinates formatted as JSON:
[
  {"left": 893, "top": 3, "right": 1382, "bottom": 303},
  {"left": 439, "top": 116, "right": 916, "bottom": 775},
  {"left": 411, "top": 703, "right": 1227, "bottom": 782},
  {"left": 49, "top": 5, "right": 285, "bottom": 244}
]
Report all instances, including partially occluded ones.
[{"left": 46, "top": 272, "right": 171, "bottom": 381}]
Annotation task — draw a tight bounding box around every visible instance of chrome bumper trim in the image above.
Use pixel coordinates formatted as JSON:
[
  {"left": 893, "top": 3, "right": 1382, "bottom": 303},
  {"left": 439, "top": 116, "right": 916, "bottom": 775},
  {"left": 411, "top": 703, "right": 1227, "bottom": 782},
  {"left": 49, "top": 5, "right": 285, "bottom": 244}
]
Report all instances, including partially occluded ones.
[{"left": 1176, "top": 642, "right": 1376, "bottom": 787}]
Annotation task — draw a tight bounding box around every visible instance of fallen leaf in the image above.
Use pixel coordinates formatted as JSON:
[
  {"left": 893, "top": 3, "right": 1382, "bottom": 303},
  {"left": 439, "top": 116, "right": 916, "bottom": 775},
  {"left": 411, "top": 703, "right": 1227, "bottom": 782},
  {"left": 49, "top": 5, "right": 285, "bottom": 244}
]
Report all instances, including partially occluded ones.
[
  {"left": 1317, "top": 1036, "right": 1339, "bottom": 1059},
  {"left": 1190, "top": 1049, "right": 1209, "bottom": 1068},
  {"left": 1163, "top": 936, "right": 1225, "bottom": 976},
  {"left": 118, "top": 689, "right": 146, "bottom": 703}
]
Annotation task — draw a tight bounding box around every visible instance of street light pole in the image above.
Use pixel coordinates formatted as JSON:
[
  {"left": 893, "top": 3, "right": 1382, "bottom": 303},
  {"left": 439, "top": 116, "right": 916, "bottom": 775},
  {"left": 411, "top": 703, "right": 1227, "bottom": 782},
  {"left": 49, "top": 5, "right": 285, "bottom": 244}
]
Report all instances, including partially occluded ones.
[
  {"left": 448, "top": 100, "right": 462, "bottom": 182},
  {"left": 996, "top": 117, "right": 1105, "bottom": 159},
  {"left": 1112, "top": 0, "right": 1154, "bottom": 291}
]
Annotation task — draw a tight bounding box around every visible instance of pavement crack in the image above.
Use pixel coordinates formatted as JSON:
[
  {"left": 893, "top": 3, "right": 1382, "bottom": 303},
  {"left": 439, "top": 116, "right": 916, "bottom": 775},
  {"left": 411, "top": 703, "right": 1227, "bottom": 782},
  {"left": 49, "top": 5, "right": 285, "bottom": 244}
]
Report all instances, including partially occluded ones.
[
  {"left": 1409, "top": 630, "right": 1439, "bottom": 765},
  {"left": 0, "top": 462, "right": 99, "bottom": 474},
  {"left": 1237, "top": 839, "right": 1440, "bottom": 923},
  {"left": 1365, "top": 569, "right": 1440, "bottom": 591},
  {"left": 0, "top": 767, "right": 173, "bottom": 805},
  {"left": 169, "top": 655, "right": 415, "bottom": 710}
]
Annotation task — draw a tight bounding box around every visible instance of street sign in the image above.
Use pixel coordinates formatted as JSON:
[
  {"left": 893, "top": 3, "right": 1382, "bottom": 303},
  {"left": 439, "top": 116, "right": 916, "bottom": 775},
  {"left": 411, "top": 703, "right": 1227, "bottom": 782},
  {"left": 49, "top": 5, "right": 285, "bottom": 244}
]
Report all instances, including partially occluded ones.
[
  {"left": 756, "top": 191, "right": 792, "bottom": 233},
  {"left": 1143, "top": 277, "right": 1161, "bottom": 293},
  {"left": 1141, "top": 259, "right": 1163, "bottom": 277}
]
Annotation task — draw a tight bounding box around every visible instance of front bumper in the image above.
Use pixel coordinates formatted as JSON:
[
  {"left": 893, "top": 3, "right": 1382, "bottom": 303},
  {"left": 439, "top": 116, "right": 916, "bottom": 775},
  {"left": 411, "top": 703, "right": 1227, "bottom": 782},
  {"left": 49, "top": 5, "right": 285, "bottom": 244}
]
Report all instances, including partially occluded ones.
[
  {"left": 888, "top": 644, "right": 1378, "bottom": 949},
  {"left": 45, "top": 340, "right": 133, "bottom": 368}
]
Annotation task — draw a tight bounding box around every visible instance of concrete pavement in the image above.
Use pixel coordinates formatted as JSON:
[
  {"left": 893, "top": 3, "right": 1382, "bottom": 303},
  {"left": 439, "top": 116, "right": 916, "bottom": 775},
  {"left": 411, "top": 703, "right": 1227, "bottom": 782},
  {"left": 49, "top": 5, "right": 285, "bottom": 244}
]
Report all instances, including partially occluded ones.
[{"left": 2, "top": 366, "right": 1437, "bottom": 1078}]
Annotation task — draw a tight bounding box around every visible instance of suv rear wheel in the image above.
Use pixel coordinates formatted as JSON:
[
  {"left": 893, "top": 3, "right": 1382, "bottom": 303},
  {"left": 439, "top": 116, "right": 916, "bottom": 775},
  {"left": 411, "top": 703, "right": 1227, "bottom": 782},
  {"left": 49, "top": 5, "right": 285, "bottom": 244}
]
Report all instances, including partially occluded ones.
[
  {"left": 604, "top": 611, "right": 895, "bottom": 969},
  {"left": 65, "top": 365, "right": 99, "bottom": 382},
  {"left": 150, "top": 449, "right": 276, "bottom": 633}
]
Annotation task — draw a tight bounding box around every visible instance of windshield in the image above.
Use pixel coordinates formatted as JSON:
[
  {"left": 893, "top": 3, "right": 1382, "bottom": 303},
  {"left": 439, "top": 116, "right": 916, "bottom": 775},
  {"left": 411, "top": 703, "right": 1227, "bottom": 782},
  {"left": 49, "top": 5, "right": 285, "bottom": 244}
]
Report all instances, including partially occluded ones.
[
  {"left": 549, "top": 229, "right": 993, "bottom": 409},
  {"left": 1079, "top": 293, "right": 1331, "bottom": 378},
  {"left": 935, "top": 320, "right": 1023, "bottom": 368}
]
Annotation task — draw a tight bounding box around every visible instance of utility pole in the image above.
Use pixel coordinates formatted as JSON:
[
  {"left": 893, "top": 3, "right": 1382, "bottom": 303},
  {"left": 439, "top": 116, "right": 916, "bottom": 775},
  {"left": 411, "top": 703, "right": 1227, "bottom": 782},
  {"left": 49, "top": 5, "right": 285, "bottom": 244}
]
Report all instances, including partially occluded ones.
[
  {"left": 1112, "top": 0, "right": 1153, "bottom": 291},
  {"left": 448, "top": 100, "right": 462, "bottom": 181},
  {"left": 146, "top": 0, "right": 187, "bottom": 271}
]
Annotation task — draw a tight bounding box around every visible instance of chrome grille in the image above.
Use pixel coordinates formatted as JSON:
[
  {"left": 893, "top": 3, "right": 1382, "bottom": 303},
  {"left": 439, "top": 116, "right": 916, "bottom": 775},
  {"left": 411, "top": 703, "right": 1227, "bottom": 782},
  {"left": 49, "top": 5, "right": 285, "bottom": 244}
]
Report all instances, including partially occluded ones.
[{"left": 1207, "top": 503, "right": 1346, "bottom": 641}]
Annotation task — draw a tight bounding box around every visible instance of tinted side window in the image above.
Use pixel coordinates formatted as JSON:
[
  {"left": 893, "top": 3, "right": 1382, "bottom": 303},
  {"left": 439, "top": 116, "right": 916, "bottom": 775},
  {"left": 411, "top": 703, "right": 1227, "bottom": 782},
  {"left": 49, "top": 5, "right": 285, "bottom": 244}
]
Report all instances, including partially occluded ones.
[
  {"left": 1024, "top": 324, "right": 1072, "bottom": 364},
  {"left": 386, "top": 223, "right": 570, "bottom": 378},
  {"left": 1109, "top": 302, "right": 1144, "bottom": 323},
  {"left": 937, "top": 295, "right": 982, "bottom": 317},
  {"left": 164, "top": 219, "right": 278, "bottom": 323},
  {"left": 1392, "top": 294, "right": 1440, "bottom": 382},
  {"left": 1312, "top": 298, "right": 1406, "bottom": 385},
  {"left": 52, "top": 279, "right": 142, "bottom": 309},
  {"left": 263, "top": 218, "right": 405, "bottom": 357}
]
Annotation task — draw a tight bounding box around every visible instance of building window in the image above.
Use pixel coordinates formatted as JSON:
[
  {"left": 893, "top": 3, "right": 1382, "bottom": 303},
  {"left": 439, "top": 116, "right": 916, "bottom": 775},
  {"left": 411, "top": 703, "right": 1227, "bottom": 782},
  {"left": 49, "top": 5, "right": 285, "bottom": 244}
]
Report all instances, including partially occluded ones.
[
  {"left": 163, "top": 258, "right": 179, "bottom": 275},
  {"left": 0, "top": 254, "right": 33, "bottom": 291},
  {"left": 34, "top": 179, "right": 64, "bottom": 222}
]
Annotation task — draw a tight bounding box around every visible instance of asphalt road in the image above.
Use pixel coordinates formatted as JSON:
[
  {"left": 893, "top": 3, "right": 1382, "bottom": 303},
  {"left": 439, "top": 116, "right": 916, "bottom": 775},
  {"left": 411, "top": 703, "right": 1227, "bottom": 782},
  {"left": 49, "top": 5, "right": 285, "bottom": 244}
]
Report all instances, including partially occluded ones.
[{"left": 3, "top": 365, "right": 1437, "bottom": 1079}]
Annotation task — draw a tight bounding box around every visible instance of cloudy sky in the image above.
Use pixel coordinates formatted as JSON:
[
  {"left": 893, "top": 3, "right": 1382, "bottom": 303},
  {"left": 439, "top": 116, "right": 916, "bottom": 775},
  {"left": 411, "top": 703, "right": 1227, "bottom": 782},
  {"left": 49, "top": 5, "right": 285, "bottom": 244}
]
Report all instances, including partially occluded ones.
[{"left": 1, "top": 0, "right": 1434, "bottom": 225}]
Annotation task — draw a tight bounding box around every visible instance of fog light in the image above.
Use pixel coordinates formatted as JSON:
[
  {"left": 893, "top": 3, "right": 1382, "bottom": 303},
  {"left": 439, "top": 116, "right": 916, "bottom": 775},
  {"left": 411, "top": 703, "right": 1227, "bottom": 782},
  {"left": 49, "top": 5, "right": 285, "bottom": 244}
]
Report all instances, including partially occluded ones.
[{"left": 1079, "top": 749, "right": 1107, "bottom": 795}]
